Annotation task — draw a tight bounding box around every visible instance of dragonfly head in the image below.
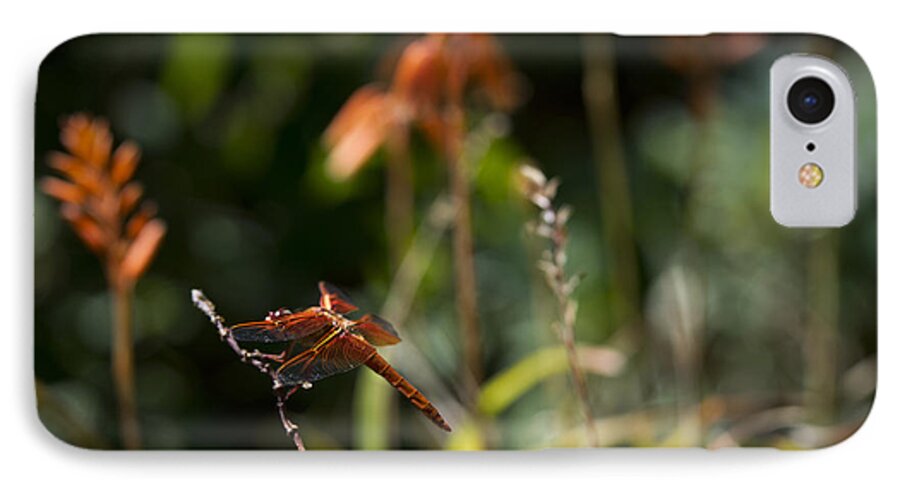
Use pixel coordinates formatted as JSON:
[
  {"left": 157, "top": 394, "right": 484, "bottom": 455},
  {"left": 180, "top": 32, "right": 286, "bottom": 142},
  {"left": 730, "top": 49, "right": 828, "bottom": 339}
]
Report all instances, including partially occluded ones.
[{"left": 265, "top": 307, "right": 293, "bottom": 323}]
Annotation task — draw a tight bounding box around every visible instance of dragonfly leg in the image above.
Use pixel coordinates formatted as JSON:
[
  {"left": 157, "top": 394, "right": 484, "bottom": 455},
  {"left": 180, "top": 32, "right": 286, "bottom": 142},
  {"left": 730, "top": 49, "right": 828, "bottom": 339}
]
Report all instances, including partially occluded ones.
[
  {"left": 274, "top": 384, "right": 301, "bottom": 401},
  {"left": 246, "top": 349, "right": 286, "bottom": 363}
]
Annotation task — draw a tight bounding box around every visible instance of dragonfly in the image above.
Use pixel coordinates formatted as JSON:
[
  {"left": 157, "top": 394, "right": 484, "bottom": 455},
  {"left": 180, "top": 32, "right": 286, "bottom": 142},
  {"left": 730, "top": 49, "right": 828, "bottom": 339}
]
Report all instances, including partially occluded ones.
[{"left": 230, "top": 281, "right": 451, "bottom": 432}]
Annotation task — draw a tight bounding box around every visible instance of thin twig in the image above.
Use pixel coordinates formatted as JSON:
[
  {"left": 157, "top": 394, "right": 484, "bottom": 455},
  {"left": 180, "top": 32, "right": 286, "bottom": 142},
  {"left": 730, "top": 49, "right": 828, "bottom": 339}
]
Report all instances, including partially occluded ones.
[{"left": 191, "top": 289, "right": 306, "bottom": 451}]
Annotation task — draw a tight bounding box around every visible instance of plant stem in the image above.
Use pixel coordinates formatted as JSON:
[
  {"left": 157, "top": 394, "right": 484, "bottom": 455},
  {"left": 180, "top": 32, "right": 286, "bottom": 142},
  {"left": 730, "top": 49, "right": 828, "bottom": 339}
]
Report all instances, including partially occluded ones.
[
  {"left": 547, "top": 232, "right": 600, "bottom": 447},
  {"left": 805, "top": 233, "right": 839, "bottom": 424},
  {"left": 385, "top": 128, "right": 415, "bottom": 269},
  {"left": 581, "top": 35, "right": 642, "bottom": 340},
  {"left": 446, "top": 106, "right": 482, "bottom": 402},
  {"left": 561, "top": 330, "right": 599, "bottom": 447},
  {"left": 111, "top": 283, "right": 141, "bottom": 449},
  {"left": 521, "top": 163, "right": 600, "bottom": 446}
]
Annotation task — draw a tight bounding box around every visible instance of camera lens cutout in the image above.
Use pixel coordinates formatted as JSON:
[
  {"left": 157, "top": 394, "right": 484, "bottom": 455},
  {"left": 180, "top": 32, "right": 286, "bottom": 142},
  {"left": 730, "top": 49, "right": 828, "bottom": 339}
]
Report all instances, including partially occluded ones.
[{"left": 788, "top": 77, "right": 835, "bottom": 124}]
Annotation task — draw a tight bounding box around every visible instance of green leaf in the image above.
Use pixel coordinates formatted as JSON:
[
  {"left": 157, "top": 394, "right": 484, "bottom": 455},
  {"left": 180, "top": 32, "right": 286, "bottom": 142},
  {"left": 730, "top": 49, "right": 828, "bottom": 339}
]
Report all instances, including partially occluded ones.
[{"left": 478, "top": 345, "right": 626, "bottom": 416}]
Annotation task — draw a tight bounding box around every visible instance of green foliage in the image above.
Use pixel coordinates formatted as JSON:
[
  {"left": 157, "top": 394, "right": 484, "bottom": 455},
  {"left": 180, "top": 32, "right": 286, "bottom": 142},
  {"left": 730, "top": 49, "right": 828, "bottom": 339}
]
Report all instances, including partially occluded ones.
[{"left": 162, "top": 35, "right": 233, "bottom": 123}]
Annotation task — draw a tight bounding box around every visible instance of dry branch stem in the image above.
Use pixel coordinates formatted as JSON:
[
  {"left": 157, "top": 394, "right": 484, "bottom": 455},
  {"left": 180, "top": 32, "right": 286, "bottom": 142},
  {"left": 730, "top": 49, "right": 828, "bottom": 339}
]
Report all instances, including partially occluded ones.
[
  {"left": 521, "top": 164, "right": 600, "bottom": 447},
  {"left": 191, "top": 289, "right": 305, "bottom": 451},
  {"left": 550, "top": 232, "right": 600, "bottom": 447},
  {"left": 111, "top": 283, "right": 140, "bottom": 449}
]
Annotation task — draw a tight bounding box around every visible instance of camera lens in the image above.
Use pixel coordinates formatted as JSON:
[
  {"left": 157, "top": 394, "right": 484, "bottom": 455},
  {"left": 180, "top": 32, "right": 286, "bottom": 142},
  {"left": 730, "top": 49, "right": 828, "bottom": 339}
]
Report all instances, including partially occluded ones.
[{"left": 787, "top": 77, "right": 835, "bottom": 124}]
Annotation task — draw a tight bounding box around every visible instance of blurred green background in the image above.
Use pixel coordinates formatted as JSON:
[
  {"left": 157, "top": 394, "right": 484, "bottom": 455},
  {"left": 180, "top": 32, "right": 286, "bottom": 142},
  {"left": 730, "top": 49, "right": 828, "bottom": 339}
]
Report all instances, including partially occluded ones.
[{"left": 34, "top": 34, "right": 876, "bottom": 449}]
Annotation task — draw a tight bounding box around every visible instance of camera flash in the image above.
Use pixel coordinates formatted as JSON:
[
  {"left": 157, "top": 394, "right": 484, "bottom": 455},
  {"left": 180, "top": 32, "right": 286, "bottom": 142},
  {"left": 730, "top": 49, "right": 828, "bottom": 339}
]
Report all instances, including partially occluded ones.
[{"left": 798, "top": 162, "right": 824, "bottom": 188}]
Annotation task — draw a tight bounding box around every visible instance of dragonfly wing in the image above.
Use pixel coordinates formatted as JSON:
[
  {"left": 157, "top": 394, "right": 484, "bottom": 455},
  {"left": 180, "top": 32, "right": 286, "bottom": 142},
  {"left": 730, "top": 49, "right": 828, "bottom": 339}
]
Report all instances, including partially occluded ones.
[
  {"left": 231, "top": 308, "right": 333, "bottom": 345},
  {"left": 277, "top": 332, "right": 375, "bottom": 385},
  {"left": 230, "top": 320, "right": 292, "bottom": 343},
  {"left": 350, "top": 313, "right": 401, "bottom": 346},
  {"left": 318, "top": 281, "right": 359, "bottom": 314}
]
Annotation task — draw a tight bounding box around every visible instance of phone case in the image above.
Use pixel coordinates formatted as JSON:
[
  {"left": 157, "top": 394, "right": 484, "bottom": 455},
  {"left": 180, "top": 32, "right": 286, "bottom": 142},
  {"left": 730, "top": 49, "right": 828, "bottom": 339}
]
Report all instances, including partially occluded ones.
[{"left": 34, "top": 34, "right": 876, "bottom": 450}]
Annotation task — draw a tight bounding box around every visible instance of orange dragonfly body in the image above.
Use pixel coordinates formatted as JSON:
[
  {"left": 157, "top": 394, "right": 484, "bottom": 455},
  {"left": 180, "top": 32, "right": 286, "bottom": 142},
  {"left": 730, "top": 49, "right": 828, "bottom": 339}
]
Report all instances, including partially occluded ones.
[{"left": 230, "top": 282, "right": 451, "bottom": 432}]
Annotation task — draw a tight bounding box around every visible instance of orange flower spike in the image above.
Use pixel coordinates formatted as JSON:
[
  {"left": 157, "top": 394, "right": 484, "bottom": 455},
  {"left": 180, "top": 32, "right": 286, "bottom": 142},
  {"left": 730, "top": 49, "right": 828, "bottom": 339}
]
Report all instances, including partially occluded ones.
[
  {"left": 59, "top": 114, "right": 91, "bottom": 159},
  {"left": 324, "top": 85, "right": 387, "bottom": 148},
  {"left": 118, "top": 182, "right": 144, "bottom": 217},
  {"left": 110, "top": 141, "right": 141, "bottom": 186},
  {"left": 44, "top": 112, "right": 166, "bottom": 449},
  {"left": 40, "top": 177, "right": 86, "bottom": 206},
  {"left": 47, "top": 152, "right": 104, "bottom": 196},
  {"left": 120, "top": 219, "right": 167, "bottom": 286},
  {"left": 125, "top": 202, "right": 158, "bottom": 240},
  {"left": 47, "top": 152, "right": 86, "bottom": 179},
  {"left": 323, "top": 86, "right": 393, "bottom": 181},
  {"left": 443, "top": 34, "right": 519, "bottom": 111},
  {"left": 391, "top": 35, "right": 447, "bottom": 118},
  {"left": 323, "top": 34, "right": 521, "bottom": 181},
  {"left": 87, "top": 119, "right": 113, "bottom": 169},
  {"left": 59, "top": 203, "right": 108, "bottom": 255},
  {"left": 59, "top": 114, "right": 111, "bottom": 168},
  {"left": 43, "top": 112, "right": 166, "bottom": 283},
  {"left": 440, "top": 35, "right": 469, "bottom": 106},
  {"left": 463, "top": 34, "right": 520, "bottom": 111}
]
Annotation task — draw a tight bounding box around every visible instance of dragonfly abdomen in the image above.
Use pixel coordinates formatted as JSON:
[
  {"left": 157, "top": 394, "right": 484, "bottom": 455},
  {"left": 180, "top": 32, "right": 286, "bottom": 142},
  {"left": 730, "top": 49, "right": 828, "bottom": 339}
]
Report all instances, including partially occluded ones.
[{"left": 365, "top": 353, "right": 452, "bottom": 432}]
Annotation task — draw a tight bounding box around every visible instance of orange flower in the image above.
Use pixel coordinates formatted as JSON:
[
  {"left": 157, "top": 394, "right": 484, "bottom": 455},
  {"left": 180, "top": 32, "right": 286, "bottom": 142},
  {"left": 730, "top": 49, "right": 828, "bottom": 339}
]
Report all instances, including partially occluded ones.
[
  {"left": 323, "top": 34, "right": 520, "bottom": 181},
  {"left": 323, "top": 85, "right": 397, "bottom": 180},
  {"left": 41, "top": 114, "right": 166, "bottom": 288}
]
